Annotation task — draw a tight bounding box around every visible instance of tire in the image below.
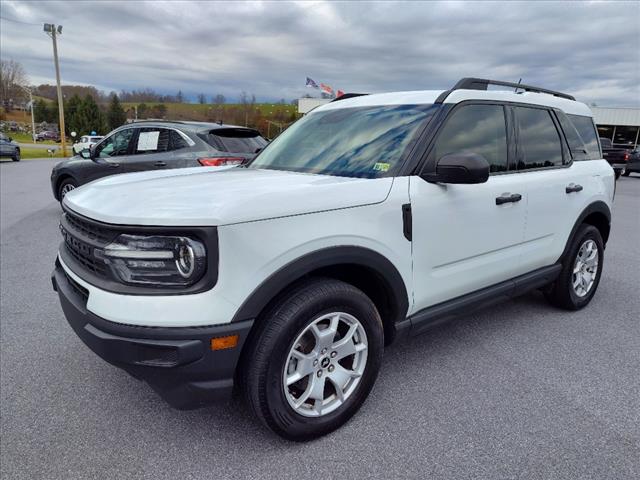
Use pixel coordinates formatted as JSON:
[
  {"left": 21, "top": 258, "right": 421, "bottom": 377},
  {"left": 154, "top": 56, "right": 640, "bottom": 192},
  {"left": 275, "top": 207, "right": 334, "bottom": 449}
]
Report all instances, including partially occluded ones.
[
  {"left": 614, "top": 168, "right": 622, "bottom": 180},
  {"left": 242, "top": 278, "right": 384, "bottom": 441},
  {"left": 623, "top": 169, "right": 631, "bottom": 176},
  {"left": 544, "top": 224, "right": 604, "bottom": 310},
  {"left": 58, "top": 178, "right": 77, "bottom": 201},
  {"left": 12, "top": 149, "right": 20, "bottom": 162}
]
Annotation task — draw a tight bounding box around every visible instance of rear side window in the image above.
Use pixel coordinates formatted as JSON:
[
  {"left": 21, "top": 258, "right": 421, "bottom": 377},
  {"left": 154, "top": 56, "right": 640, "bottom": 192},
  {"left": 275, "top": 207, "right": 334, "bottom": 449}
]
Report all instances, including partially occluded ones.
[
  {"left": 205, "top": 129, "right": 267, "bottom": 154},
  {"left": 516, "top": 107, "right": 563, "bottom": 170},
  {"left": 134, "top": 128, "right": 189, "bottom": 154},
  {"left": 432, "top": 104, "right": 509, "bottom": 173},
  {"left": 568, "top": 114, "right": 600, "bottom": 159}
]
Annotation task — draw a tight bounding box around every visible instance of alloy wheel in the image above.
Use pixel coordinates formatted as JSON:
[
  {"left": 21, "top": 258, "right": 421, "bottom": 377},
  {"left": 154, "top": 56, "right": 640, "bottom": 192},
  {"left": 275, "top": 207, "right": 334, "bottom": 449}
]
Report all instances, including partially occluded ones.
[
  {"left": 572, "top": 239, "right": 599, "bottom": 297},
  {"left": 283, "top": 312, "right": 368, "bottom": 417}
]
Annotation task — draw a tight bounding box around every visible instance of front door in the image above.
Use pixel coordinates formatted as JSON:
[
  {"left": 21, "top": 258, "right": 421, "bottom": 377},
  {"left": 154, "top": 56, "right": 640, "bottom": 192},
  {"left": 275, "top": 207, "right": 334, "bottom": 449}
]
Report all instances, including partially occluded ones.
[{"left": 410, "top": 103, "right": 529, "bottom": 312}]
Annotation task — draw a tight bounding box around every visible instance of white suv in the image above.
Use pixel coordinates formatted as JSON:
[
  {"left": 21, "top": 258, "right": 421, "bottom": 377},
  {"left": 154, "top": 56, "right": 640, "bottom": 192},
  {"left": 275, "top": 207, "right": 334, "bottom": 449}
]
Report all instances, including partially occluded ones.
[{"left": 53, "top": 78, "right": 614, "bottom": 440}]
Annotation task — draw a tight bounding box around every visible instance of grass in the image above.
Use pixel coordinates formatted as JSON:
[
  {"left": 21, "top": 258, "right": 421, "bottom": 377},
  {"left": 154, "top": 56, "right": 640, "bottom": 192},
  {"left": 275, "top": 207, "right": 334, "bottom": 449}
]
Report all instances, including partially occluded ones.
[{"left": 19, "top": 147, "right": 67, "bottom": 159}]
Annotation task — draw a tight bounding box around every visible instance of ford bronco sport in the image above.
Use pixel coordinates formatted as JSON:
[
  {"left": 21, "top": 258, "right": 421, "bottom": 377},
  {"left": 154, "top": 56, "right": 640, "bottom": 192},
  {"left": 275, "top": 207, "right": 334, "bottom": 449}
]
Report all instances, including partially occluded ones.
[{"left": 52, "top": 78, "right": 614, "bottom": 441}]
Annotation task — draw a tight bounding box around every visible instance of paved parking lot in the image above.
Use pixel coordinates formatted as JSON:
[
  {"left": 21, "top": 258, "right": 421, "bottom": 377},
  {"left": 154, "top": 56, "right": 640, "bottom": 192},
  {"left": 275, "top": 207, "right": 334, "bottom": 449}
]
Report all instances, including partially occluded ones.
[{"left": 1, "top": 159, "right": 639, "bottom": 479}]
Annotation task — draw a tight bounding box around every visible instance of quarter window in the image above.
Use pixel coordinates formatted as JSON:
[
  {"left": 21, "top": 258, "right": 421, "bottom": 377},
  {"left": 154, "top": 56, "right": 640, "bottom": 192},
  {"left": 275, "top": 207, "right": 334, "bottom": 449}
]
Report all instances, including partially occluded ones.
[
  {"left": 432, "top": 104, "right": 509, "bottom": 173},
  {"left": 568, "top": 114, "right": 601, "bottom": 159},
  {"left": 516, "top": 107, "right": 563, "bottom": 170}
]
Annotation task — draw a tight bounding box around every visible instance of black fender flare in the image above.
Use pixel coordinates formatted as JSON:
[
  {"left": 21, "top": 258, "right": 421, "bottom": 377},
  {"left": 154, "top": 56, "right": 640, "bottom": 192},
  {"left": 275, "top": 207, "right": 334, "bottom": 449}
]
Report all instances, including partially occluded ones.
[
  {"left": 231, "top": 246, "right": 409, "bottom": 326},
  {"left": 558, "top": 201, "right": 611, "bottom": 263}
]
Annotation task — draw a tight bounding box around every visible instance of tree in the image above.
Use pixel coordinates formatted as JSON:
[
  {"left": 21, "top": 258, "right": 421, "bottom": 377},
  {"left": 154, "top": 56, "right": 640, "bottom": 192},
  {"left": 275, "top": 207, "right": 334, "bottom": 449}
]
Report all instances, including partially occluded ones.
[
  {"left": 197, "top": 93, "right": 207, "bottom": 104},
  {"left": 106, "top": 94, "right": 127, "bottom": 131},
  {"left": 76, "top": 94, "right": 106, "bottom": 135},
  {"left": 211, "top": 94, "right": 226, "bottom": 123},
  {"left": 65, "top": 94, "right": 83, "bottom": 136},
  {"left": 33, "top": 99, "right": 50, "bottom": 123},
  {"left": 155, "top": 103, "right": 167, "bottom": 118},
  {"left": 239, "top": 91, "right": 256, "bottom": 127},
  {"left": 176, "top": 90, "right": 184, "bottom": 103},
  {"left": 137, "top": 103, "right": 148, "bottom": 119},
  {"left": 0, "top": 59, "right": 28, "bottom": 110}
]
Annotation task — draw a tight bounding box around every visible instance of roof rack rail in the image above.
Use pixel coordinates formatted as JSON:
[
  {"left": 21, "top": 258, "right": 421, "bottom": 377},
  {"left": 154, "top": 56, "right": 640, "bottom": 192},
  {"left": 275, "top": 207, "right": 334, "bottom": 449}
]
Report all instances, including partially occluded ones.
[
  {"left": 330, "top": 93, "right": 368, "bottom": 102},
  {"left": 436, "top": 77, "right": 575, "bottom": 103}
]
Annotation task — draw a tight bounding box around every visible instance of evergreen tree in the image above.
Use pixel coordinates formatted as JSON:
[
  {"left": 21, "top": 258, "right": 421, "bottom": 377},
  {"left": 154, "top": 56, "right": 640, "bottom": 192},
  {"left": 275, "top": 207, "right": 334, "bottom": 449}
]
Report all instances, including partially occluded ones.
[
  {"left": 65, "top": 94, "right": 83, "bottom": 136},
  {"left": 76, "top": 94, "right": 106, "bottom": 135},
  {"left": 106, "top": 94, "right": 126, "bottom": 131},
  {"left": 33, "top": 99, "right": 49, "bottom": 123}
]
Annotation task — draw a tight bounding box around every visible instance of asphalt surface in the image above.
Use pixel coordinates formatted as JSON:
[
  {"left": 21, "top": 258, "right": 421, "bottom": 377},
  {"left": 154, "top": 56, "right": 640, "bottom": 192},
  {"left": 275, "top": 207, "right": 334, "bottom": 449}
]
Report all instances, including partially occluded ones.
[{"left": 1, "top": 159, "right": 639, "bottom": 479}]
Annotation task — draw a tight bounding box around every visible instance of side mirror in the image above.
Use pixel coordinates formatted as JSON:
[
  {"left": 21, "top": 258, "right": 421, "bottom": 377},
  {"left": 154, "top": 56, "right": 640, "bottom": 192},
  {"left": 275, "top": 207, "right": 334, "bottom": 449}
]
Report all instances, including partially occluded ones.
[{"left": 422, "top": 152, "right": 490, "bottom": 184}]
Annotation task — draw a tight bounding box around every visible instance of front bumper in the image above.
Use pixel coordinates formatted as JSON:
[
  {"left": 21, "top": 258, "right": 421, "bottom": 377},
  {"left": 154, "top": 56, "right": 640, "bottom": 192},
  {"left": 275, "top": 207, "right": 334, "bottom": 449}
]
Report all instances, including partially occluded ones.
[{"left": 52, "top": 260, "right": 253, "bottom": 409}]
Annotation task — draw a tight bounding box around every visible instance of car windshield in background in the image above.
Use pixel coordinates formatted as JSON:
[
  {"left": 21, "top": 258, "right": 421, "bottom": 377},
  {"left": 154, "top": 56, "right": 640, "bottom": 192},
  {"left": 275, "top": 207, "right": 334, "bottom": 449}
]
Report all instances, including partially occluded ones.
[
  {"left": 205, "top": 128, "right": 267, "bottom": 154},
  {"left": 249, "top": 104, "right": 437, "bottom": 178}
]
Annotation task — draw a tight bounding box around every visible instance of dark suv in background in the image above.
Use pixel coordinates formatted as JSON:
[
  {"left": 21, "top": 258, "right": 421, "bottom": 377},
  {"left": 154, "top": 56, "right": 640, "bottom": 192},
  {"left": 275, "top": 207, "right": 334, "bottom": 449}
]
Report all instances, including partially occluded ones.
[{"left": 50, "top": 121, "right": 268, "bottom": 200}]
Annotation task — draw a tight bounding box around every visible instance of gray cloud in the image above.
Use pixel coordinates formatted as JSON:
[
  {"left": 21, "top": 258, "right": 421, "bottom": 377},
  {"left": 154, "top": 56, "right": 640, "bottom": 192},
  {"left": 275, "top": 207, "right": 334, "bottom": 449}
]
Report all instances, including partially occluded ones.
[{"left": 1, "top": 0, "right": 639, "bottom": 105}]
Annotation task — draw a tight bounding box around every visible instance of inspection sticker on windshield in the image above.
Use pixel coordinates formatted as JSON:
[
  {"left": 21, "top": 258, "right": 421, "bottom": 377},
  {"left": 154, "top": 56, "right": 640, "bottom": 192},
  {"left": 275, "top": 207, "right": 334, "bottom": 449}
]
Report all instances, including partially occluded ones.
[
  {"left": 137, "top": 131, "right": 160, "bottom": 151},
  {"left": 373, "top": 162, "right": 390, "bottom": 172}
]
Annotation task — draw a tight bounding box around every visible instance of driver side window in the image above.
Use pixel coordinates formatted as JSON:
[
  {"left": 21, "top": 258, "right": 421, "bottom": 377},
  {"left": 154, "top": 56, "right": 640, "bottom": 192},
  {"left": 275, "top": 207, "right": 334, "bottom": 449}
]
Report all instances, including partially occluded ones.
[
  {"left": 95, "top": 129, "right": 135, "bottom": 158},
  {"left": 433, "top": 104, "right": 509, "bottom": 173}
]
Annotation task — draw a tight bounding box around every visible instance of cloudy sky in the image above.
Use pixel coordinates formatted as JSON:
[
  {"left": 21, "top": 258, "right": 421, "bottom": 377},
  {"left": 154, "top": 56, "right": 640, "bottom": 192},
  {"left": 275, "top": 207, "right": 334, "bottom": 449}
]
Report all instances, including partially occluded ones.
[{"left": 1, "top": 0, "right": 639, "bottom": 105}]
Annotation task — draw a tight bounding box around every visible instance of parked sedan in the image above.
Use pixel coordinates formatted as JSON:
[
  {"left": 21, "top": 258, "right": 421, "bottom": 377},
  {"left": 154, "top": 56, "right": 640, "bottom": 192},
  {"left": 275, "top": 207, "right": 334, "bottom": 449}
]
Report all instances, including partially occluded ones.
[
  {"left": 36, "top": 130, "right": 61, "bottom": 142},
  {"left": 0, "top": 133, "right": 20, "bottom": 161},
  {"left": 50, "top": 120, "right": 268, "bottom": 201},
  {"left": 72, "top": 135, "right": 104, "bottom": 154}
]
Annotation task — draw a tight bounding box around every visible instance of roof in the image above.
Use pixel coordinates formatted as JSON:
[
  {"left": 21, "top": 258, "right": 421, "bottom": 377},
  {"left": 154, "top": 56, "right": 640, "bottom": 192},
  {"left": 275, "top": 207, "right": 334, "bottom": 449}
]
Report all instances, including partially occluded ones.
[
  {"left": 315, "top": 89, "right": 592, "bottom": 117},
  {"left": 128, "top": 120, "right": 250, "bottom": 132},
  {"left": 591, "top": 107, "right": 640, "bottom": 127}
]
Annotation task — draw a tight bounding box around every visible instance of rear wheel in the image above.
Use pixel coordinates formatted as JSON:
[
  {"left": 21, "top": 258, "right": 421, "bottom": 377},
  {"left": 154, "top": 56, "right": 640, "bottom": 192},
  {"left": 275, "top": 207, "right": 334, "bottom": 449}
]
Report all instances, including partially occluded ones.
[
  {"left": 544, "top": 224, "right": 604, "bottom": 310},
  {"left": 242, "top": 278, "right": 384, "bottom": 441},
  {"left": 623, "top": 169, "right": 631, "bottom": 176}
]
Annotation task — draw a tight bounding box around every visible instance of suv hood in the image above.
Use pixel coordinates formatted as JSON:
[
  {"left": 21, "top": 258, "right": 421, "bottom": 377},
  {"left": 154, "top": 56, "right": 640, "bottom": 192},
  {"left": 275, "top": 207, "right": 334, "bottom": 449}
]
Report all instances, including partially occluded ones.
[{"left": 63, "top": 167, "right": 393, "bottom": 226}]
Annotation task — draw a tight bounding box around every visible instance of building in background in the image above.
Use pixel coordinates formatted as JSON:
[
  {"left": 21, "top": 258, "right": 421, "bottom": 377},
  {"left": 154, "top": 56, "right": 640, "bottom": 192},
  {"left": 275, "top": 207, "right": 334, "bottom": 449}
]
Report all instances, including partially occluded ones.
[{"left": 591, "top": 107, "right": 639, "bottom": 149}]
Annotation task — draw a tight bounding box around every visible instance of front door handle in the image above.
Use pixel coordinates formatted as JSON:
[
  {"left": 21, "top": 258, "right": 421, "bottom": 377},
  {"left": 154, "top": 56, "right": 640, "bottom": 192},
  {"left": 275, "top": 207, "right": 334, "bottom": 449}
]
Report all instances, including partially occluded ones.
[
  {"left": 154, "top": 161, "right": 167, "bottom": 167},
  {"left": 566, "top": 183, "right": 583, "bottom": 194},
  {"left": 495, "top": 193, "right": 522, "bottom": 205}
]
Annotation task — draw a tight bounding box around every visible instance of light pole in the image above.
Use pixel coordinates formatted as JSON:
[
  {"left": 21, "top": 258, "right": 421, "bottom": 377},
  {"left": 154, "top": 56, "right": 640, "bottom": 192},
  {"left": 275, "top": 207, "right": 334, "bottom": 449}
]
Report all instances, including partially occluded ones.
[
  {"left": 44, "top": 23, "right": 67, "bottom": 156},
  {"left": 19, "top": 85, "right": 36, "bottom": 142}
]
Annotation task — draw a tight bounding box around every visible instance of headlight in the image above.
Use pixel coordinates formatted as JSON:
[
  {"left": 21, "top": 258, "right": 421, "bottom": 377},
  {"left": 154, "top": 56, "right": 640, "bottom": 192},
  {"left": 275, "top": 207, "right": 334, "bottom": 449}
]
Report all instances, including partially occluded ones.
[{"left": 95, "top": 234, "right": 206, "bottom": 286}]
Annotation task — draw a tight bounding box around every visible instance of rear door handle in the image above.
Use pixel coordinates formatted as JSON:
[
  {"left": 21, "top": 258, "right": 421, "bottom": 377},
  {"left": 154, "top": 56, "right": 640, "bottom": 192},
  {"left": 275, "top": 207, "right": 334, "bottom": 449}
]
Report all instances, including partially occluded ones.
[
  {"left": 495, "top": 193, "right": 522, "bottom": 205},
  {"left": 154, "top": 161, "right": 167, "bottom": 167},
  {"left": 566, "top": 183, "right": 583, "bottom": 193}
]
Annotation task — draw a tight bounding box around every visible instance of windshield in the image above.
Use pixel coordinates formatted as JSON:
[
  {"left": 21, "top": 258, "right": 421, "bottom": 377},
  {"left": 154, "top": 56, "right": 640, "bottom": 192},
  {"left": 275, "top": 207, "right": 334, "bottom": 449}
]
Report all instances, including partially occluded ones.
[{"left": 249, "top": 104, "right": 436, "bottom": 178}]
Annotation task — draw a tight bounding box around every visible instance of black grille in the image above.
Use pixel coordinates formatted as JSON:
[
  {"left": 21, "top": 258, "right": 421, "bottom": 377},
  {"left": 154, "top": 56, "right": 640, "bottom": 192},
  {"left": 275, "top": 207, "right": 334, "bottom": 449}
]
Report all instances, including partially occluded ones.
[
  {"left": 64, "top": 212, "right": 114, "bottom": 243},
  {"left": 60, "top": 211, "right": 115, "bottom": 278}
]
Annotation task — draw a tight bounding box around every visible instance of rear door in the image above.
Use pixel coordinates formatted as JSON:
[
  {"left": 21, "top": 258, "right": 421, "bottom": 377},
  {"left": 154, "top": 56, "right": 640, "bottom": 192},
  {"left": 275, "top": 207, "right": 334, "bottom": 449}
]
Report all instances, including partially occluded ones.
[
  {"left": 123, "top": 127, "right": 192, "bottom": 173},
  {"left": 514, "top": 106, "right": 595, "bottom": 272}
]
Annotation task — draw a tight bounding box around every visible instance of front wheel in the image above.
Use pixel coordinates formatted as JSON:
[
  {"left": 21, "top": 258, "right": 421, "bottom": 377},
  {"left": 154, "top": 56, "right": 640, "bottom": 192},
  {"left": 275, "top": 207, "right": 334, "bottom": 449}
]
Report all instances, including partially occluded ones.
[
  {"left": 623, "top": 169, "right": 631, "bottom": 176},
  {"left": 12, "top": 149, "right": 20, "bottom": 162},
  {"left": 544, "top": 224, "right": 604, "bottom": 310},
  {"left": 242, "top": 278, "right": 384, "bottom": 441},
  {"left": 58, "top": 178, "right": 77, "bottom": 201}
]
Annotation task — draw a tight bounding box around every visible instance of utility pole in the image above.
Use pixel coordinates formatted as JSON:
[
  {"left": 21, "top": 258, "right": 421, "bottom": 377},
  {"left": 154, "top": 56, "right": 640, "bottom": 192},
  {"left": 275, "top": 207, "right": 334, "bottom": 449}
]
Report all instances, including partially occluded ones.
[{"left": 44, "top": 23, "right": 67, "bottom": 156}]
